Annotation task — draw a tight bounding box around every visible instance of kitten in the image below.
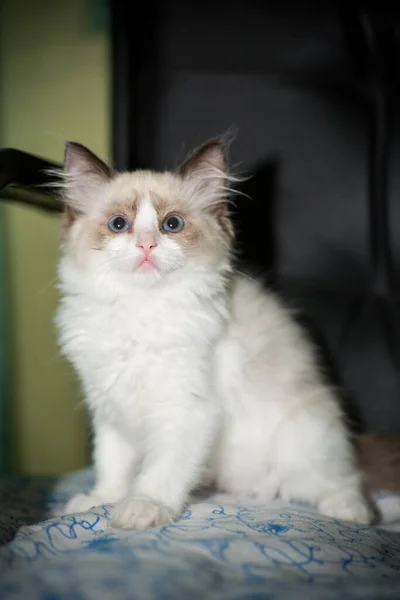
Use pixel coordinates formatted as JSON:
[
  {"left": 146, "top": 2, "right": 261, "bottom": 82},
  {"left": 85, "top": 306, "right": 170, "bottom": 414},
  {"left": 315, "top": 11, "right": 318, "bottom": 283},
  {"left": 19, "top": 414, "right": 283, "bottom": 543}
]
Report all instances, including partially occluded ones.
[{"left": 56, "top": 139, "right": 374, "bottom": 529}]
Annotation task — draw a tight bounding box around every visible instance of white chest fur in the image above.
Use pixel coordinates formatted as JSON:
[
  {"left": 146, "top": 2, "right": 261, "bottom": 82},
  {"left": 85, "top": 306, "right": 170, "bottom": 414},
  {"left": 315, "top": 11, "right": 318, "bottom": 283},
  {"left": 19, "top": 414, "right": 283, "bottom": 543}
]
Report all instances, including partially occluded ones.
[{"left": 57, "top": 274, "right": 227, "bottom": 437}]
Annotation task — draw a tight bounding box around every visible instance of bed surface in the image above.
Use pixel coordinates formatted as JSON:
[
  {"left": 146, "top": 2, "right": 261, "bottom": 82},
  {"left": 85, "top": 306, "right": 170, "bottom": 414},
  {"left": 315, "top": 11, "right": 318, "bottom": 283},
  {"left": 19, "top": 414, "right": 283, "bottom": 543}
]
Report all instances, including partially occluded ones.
[{"left": 1, "top": 469, "right": 400, "bottom": 599}]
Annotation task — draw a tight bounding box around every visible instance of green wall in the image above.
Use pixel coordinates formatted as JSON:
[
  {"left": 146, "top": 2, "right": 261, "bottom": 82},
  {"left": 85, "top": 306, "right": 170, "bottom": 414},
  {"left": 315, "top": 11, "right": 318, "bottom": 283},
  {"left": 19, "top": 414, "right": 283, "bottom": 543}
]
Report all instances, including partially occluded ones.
[{"left": 0, "top": 0, "right": 110, "bottom": 474}]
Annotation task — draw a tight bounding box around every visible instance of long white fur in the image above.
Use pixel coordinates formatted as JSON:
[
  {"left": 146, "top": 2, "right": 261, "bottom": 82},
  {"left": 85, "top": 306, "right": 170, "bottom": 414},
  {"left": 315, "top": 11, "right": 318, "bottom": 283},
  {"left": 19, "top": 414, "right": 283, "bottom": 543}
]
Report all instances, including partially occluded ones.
[{"left": 57, "top": 142, "right": 374, "bottom": 529}]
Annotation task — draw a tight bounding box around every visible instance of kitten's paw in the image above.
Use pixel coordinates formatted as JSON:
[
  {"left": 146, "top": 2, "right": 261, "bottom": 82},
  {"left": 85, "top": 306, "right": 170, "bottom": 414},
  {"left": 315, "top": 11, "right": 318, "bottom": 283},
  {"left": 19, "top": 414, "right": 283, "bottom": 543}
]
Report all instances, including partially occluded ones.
[
  {"left": 318, "top": 492, "right": 375, "bottom": 525},
  {"left": 64, "top": 492, "right": 104, "bottom": 515},
  {"left": 375, "top": 495, "right": 400, "bottom": 525},
  {"left": 110, "top": 496, "right": 177, "bottom": 530}
]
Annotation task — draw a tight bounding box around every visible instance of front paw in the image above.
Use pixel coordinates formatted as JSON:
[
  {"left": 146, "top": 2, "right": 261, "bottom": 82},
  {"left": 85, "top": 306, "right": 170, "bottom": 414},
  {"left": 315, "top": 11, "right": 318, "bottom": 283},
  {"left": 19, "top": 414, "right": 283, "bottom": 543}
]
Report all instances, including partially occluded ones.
[
  {"left": 110, "top": 496, "right": 177, "bottom": 530},
  {"left": 63, "top": 492, "right": 105, "bottom": 515}
]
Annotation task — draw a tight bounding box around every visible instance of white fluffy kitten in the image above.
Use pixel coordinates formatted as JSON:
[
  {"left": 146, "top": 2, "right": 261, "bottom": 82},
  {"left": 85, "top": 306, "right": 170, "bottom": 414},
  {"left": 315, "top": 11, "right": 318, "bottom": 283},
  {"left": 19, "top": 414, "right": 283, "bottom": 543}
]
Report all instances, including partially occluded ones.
[{"left": 56, "top": 139, "right": 373, "bottom": 529}]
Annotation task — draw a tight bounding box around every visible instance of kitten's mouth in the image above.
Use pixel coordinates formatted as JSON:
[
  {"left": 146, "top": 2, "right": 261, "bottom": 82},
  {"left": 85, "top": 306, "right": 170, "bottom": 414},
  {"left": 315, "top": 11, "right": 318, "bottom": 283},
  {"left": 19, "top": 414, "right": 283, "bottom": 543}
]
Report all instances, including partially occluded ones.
[{"left": 137, "top": 258, "right": 158, "bottom": 271}]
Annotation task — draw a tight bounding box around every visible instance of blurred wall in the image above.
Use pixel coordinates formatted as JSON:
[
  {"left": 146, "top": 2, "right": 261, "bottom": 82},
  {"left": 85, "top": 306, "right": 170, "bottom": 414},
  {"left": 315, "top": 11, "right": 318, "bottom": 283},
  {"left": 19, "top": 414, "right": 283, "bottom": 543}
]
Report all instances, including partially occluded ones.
[{"left": 0, "top": 0, "right": 110, "bottom": 474}]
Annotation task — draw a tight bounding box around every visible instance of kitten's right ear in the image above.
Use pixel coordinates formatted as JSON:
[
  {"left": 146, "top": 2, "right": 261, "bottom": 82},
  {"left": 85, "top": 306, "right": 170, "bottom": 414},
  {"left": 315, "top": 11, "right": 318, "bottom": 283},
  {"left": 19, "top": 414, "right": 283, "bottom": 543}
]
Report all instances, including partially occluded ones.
[{"left": 61, "top": 142, "right": 113, "bottom": 212}]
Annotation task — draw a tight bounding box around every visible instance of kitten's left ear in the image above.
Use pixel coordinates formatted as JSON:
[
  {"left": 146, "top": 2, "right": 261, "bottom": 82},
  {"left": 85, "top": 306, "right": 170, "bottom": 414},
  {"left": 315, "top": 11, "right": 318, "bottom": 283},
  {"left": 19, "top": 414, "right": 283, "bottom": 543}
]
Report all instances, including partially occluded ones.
[
  {"left": 61, "top": 142, "right": 113, "bottom": 212},
  {"left": 179, "top": 140, "right": 234, "bottom": 237},
  {"left": 179, "top": 141, "right": 227, "bottom": 181}
]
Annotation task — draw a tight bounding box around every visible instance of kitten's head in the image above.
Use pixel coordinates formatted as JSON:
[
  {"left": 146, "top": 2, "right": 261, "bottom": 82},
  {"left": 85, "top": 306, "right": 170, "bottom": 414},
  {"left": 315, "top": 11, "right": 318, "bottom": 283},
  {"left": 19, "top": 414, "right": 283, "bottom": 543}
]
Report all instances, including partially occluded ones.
[{"left": 57, "top": 140, "right": 236, "bottom": 291}]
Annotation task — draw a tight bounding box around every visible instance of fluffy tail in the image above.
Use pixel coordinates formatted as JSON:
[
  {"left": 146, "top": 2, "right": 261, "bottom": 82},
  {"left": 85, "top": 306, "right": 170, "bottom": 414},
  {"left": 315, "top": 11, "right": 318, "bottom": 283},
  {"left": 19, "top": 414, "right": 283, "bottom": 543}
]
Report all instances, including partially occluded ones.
[{"left": 355, "top": 434, "right": 400, "bottom": 494}]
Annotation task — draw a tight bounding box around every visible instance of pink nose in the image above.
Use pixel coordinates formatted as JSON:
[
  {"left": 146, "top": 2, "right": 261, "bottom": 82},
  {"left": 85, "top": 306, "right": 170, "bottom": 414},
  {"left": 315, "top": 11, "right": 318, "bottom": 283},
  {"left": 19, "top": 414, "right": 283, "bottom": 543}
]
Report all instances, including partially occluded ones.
[{"left": 136, "top": 237, "right": 157, "bottom": 258}]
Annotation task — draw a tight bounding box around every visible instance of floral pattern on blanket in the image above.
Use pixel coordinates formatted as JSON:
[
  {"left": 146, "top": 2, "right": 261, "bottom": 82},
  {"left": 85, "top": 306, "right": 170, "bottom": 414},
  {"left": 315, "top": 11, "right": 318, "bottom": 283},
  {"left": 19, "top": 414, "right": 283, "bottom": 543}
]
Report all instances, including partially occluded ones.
[{"left": 0, "top": 470, "right": 400, "bottom": 600}]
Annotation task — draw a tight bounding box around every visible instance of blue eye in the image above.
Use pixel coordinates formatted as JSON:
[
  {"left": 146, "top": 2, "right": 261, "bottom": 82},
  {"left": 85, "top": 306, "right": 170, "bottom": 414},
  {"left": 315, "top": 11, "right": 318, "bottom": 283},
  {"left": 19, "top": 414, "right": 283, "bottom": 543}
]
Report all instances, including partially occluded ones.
[
  {"left": 108, "top": 214, "right": 130, "bottom": 233},
  {"left": 162, "top": 214, "right": 184, "bottom": 233}
]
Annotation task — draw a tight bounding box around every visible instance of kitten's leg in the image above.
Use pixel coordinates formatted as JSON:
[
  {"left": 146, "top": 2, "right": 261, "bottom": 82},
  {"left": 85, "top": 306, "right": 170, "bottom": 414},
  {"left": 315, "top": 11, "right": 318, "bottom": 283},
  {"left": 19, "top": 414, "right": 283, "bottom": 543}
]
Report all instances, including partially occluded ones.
[
  {"left": 272, "top": 395, "right": 375, "bottom": 524},
  {"left": 219, "top": 390, "right": 374, "bottom": 524},
  {"left": 64, "top": 421, "right": 136, "bottom": 514},
  {"left": 110, "top": 398, "right": 215, "bottom": 530},
  {"left": 215, "top": 421, "right": 281, "bottom": 501},
  {"left": 278, "top": 446, "right": 374, "bottom": 524}
]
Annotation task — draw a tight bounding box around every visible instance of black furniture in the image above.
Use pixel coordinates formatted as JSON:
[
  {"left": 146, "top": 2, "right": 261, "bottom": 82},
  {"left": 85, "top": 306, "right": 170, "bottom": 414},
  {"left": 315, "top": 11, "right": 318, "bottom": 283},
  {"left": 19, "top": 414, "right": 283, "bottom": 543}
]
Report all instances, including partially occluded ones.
[{"left": 0, "top": 148, "right": 62, "bottom": 213}]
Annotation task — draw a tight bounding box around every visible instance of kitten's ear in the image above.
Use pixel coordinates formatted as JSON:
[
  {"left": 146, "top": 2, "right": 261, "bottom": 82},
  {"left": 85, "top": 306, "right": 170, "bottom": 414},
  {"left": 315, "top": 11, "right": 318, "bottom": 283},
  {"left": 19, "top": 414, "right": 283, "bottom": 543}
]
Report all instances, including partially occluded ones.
[
  {"left": 61, "top": 142, "right": 113, "bottom": 212},
  {"left": 179, "top": 141, "right": 231, "bottom": 209},
  {"left": 179, "top": 140, "right": 235, "bottom": 238},
  {"left": 179, "top": 141, "right": 227, "bottom": 180}
]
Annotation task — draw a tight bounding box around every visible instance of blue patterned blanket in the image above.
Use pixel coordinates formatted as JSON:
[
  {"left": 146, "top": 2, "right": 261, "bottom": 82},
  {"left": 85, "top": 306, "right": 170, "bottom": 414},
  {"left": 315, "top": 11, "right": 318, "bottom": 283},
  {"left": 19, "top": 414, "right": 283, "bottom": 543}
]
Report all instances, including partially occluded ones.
[{"left": 1, "top": 469, "right": 400, "bottom": 599}]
